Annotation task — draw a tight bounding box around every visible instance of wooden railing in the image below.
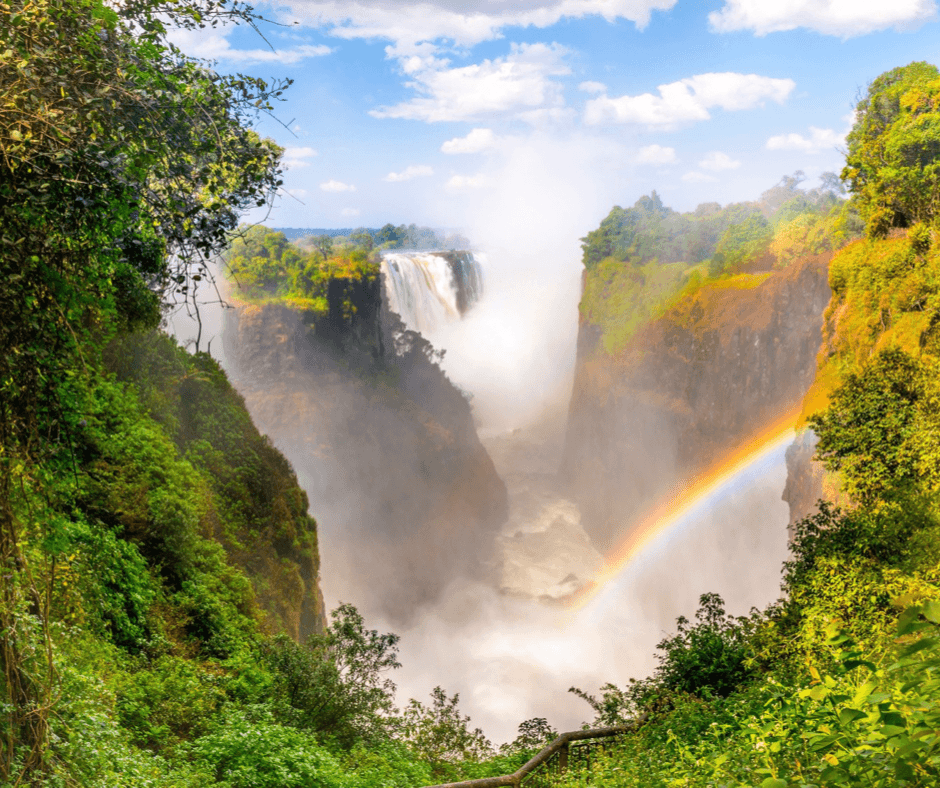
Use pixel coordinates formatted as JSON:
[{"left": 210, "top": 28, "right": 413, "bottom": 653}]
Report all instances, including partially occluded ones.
[{"left": 419, "top": 723, "right": 638, "bottom": 788}]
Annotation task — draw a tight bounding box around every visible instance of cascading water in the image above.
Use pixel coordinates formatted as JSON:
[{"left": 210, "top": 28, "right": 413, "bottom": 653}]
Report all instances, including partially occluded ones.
[{"left": 381, "top": 251, "right": 484, "bottom": 334}]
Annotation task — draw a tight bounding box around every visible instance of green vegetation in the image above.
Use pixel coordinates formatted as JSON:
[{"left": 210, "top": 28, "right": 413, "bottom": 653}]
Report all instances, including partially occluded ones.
[
  {"left": 843, "top": 61, "right": 940, "bottom": 238},
  {"left": 224, "top": 225, "right": 380, "bottom": 315},
  {"left": 548, "top": 61, "right": 940, "bottom": 788},
  {"left": 578, "top": 174, "right": 862, "bottom": 355},
  {"left": 8, "top": 7, "right": 940, "bottom": 783}
]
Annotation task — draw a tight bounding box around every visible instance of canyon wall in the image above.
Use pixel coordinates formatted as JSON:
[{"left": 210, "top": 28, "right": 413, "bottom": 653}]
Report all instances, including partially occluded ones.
[
  {"left": 562, "top": 254, "right": 833, "bottom": 552},
  {"left": 222, "top": 284, "right": 507, "bottom": 624}
]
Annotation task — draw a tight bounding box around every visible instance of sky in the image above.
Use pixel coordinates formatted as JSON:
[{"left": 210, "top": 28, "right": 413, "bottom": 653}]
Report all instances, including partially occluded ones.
[{"left": 169, "top": 0, "right": 940, "bottom": 232}]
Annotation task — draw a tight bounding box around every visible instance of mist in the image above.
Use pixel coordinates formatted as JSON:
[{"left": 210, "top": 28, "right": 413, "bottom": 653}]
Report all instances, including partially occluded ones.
[
  {"left": 387, "top": 442, "right": 790, "bottom": 744},
  {"left": 170, "top": 130, "right": 798, "bottom": 748},
  {"left": 353, "top": 131, "right": 793, "bottom": 743},
  {"left": 427, "top": 131, "right": 625, "bottom": 431}
]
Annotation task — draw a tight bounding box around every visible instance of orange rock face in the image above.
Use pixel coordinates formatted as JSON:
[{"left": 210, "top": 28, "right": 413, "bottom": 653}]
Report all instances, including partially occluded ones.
[{"left": 561, "top": 254, "right": 832, "bottom": 553}]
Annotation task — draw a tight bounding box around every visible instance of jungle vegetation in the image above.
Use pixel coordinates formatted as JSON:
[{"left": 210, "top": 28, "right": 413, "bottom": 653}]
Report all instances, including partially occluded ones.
[
  {"left": 4, "top": 2, "right": 940, "bottom": 782},
  {"left": 0, "top": 0, "right": 522, "bottom": 784}
]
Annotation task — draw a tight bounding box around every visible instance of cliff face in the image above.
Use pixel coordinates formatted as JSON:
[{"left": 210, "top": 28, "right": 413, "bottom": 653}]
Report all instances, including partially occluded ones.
[
  {"left": 561, "top": 254, "right": 832, "bottom": 552},
  {"left": 223, "top": 300, "right": 507, "bottom": 624}
]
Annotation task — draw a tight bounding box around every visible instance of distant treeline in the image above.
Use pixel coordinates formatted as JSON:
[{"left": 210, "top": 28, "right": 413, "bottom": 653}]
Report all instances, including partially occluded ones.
[{"left": 273, "top": 223, "right": 471, "bottom": 250}]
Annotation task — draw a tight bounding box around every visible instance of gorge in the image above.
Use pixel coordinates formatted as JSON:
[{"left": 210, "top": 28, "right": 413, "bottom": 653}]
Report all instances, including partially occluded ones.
[{"left": 205, "top": 213, "right": 834, "bottom": 740}]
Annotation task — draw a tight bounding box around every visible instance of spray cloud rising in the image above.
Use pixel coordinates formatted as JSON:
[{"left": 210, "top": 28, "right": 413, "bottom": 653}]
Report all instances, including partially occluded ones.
[{"left": 173, "top": 128, "right": 797, "bottom": 744}]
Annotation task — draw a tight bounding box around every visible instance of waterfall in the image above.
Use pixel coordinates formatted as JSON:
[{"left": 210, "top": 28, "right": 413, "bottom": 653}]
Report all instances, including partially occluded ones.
[{"left": 381, "top": 251, "right": 484, "bottom": 335}]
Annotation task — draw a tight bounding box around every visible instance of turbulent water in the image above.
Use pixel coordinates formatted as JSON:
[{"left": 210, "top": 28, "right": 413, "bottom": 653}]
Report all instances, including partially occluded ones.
[
  {"left": 484, "top": 420, "right": 602, "bottom": 601},
  {"left": 381, "top": 251, "right": 484, "bottom": 335}
]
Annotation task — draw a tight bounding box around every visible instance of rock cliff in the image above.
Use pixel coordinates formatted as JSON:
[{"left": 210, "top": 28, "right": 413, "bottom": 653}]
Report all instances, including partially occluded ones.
[
  {"left": 222, "top": 297, "right": 507, "bottom": 624},
  {"left": 562, "top": 254, "right": 832, "bottom": 552}
]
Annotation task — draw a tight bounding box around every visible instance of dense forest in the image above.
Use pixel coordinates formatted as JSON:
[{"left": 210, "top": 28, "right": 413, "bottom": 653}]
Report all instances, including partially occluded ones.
[{"left": 5, "top": 0, "right": 940, "bottom": 784}]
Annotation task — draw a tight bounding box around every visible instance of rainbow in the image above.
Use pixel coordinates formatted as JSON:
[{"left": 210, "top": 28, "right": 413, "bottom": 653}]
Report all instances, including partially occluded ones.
[{"left": 566, "top": 408, "right": 803, "bottom": 612}]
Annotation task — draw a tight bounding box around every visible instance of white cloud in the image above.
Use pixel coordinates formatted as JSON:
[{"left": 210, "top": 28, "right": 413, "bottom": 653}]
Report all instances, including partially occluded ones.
[
  {"left": 766, "top": 126, "right": 846, "bottom": 153},
  {"left": 287, "top": 188, "right": 309, "bottom": 198},
  {"left": 168, "top": 28, "right": 332, "bottom": 64},
  {"left": 283, "top": 1, "right": 677, "bottom": 51},
  {"left": 446, "top": 173, "right": 490, "bottom": 190},
  {"left": 584, "top": 72, "right": 795, "bottom": 127},
  {"left": 320, "top": 179, "right": 357, "bottom": 192},
  {"left": 682, "top": 171, "right": 719, "bottom": 183},
  {"left": 635, "top": 144, "right": 677, "bottom": 164},
  {"left": 371, "top": 42, "right": 571, "bottom": 123},
  {"left": 341, "top": 207, "right": 361, "bottom": 217},
  {"left": 282, "top": 146, "right": 319, "bottom": 169},
  {"left": 699, "top": 150, "right": 741, "bottom": 171},
  {"left": 384, "top": 164, "right": 435, "bottom": 182},
  {"left": 441, "top": 128, "right": 498, "bottom": 154},
  {"left": 709, "top": 0, "right": 937, "bottom": 37},
  {"left": 579, "top": 80, "right": 607, "bottom": 94}
]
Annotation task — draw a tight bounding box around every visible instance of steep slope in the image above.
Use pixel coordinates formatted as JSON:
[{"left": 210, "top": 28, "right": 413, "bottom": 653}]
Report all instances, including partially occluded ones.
[
  {"left": 105, "top": 332, "right": 326, "bottom": 641},
  {"left": 562, "top": 254, "right": 832, "bottom": 552}
]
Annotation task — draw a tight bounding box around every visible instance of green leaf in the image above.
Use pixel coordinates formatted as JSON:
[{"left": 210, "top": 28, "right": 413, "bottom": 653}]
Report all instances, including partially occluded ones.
[
  {"left": 838, "top": 708, "right": 867, "bottom": 726},
  {"left": 923, "top": 599, "right": 940, "bottom": 624}
]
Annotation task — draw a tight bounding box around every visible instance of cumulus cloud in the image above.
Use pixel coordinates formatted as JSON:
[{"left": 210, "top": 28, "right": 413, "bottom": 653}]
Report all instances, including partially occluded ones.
[
  {"left": 286, "top": 188, "right": 309, "bottom": 198},
  {"left": 699, "top": 150, "right": 741, "bottom": 171},
  {"left": 282, "top": 0, "right": 677, "bottom": 51},
  {"left": 635, "top": 144, "right": 677, "bottom": 164},
  {"left": 766, "top": 126, "right": 846, "bottom": 153},
  {"left": 441, "top": 128, "right": 498, "bottom": 154},
  {"left": 320, "top": 179, "right": 357, "bottom": 192},
  {"left": 341, "top": 207, "right": 361, "bottom": 216},
  {"left": 446, "top": 173, "right": 490, "bottom": 190},
  {"left": 584, "top": 72, "right": 795, "bottom": 127},
  {"left": 371, "top": 42, "right": 571, "bottom": 122},
  {"left": 282, "top": 146, "right": 319, "bottom": 169},
  {"left": 709, "top": 0, "right": 937, "bottom": 36},
  {"left": 682, "top": 171, "right": 719, "bottom": 183},
  {"left": 169, "top": 28, "right": 332, "bottom": 64},
  {"left": 579, "top": 80, "right": 607, "bottom": 94},
  {"left": 384, "top": 164, "right": 435, "bottom": 182}
]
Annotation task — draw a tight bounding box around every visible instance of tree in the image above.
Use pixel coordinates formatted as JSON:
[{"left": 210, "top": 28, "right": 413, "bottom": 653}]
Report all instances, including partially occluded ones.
[
  {"left": 310, "top": 234, "right": 334, "bottom": 261},
  {"left": 652, "top": 593, "right": 754, "bottom": 699},
  {"left": 500, "top": 718, "right": 558, "bottom": 754},
  {"left": 263, "top": 603, "right": 400, "bottom": 747},
  {"left": 378, "top": 223, "right": 404, "bottom": 248},
  {"left": 842, "top": 61, "right": 940, "bottom": 237},
  {"left": 809, "top": 348, "right": 924, "bottom": 505},
  {"left": 402, "top": 687, "right": 492, "bottom": 774}
]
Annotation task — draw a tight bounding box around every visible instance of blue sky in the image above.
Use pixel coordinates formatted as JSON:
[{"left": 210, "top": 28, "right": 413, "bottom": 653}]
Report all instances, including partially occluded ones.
[{"left": 170, "top": 0, "right": 940, "bottom": 232}]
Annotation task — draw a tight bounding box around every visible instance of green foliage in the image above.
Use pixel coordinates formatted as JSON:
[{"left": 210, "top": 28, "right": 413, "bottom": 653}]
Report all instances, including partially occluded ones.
[
  {"left": 116, "top": 655, "right": 226, "bottom": 752},
  {"left": 190, "top": 706, "right": 348, "bottom": 788},
  {"left": 652, "top": 593, "right": 756, "bottom": 699},
  {"left": 809, "top": 348, "right": 925, "bottom": 504},
  {"left": 579, "top": 256, "right": 690, "bottom": 354},
  {"left": 843, "top": 61, "right": 940, "bottom": 236},
  {"left": 225, "top": 224, "right": 379, "bottom": 314},
  {"left": 105, "top": 332, "right": 323, "bottom": 639},
  {"left": 501, "top": 717, "right": 559, "bottom": 754},
  {"left": 402, "top": 687, "right": 494, "bottom": 776},
  {"left": 579, "top": 178, "right": 861, "bottom": 356},
  {"left": 712, "top": 213, "right": 773, "bottom": 271},
  {"left": 263, "top": 603, "right": 400, "bottom": 748},
  {"left": 580, "top": 191, "right": 757, "bottom": 270}
]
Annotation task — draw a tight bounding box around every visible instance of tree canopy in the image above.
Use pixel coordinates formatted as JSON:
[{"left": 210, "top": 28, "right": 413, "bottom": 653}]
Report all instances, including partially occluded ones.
[{"left": 842, "top": 61, "right": 940, "bottom": 237}]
